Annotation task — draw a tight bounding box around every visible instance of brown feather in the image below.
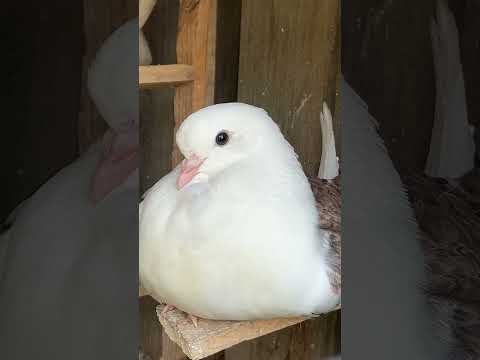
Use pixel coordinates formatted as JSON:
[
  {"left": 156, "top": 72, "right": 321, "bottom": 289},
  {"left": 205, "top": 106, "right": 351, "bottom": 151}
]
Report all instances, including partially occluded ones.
[{"left": 308, "top": 176, "right": 341, "bottom": 295}]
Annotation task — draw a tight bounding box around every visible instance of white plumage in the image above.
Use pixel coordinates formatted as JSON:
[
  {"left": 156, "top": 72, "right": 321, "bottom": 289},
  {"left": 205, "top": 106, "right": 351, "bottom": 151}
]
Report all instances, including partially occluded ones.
[
  {"left": 139, "top": 103, "right": 340, "bottom": 321},
  {"left": 318, "top": 102, "right": 339, "bottom": 180}
]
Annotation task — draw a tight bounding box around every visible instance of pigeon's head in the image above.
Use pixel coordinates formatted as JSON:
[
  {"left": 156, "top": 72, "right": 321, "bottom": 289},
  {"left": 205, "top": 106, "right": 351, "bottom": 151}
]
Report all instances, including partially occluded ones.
[{"left": 175, "top": 102, "right": 290, "bottom": 190}]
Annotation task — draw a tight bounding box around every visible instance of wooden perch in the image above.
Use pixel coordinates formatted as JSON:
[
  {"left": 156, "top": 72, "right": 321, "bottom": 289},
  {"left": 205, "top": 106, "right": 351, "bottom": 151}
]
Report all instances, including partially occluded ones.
[
  {"left": 139, "top": 178, "right": 341, "bottom": 359},
  {"left": 139, "top": 64, "right": 195, "bottom": 89},
  {"left": 157, "top": 304, "right": 340, "bottom": 360}
]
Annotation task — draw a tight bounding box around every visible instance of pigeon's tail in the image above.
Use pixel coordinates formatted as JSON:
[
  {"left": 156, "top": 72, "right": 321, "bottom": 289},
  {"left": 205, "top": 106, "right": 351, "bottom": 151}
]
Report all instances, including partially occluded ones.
[
  {"left": 425, "top": 0, "right": 475, "bottom": 178},
  {"left": 318, "top": 102, "right": 339, "bottom": 179}
]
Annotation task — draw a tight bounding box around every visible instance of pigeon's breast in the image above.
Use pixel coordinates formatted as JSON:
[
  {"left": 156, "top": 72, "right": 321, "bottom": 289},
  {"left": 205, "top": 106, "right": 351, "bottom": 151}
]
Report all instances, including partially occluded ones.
[{"left": 139, "top": 165, "right": 332, "bottom": 319}]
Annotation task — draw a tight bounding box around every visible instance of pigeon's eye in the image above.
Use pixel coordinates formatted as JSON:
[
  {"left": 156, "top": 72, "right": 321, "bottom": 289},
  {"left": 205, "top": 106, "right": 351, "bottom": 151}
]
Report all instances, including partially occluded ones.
[{"left": 215, "top": 131, "right": 229, "bottom": 146}]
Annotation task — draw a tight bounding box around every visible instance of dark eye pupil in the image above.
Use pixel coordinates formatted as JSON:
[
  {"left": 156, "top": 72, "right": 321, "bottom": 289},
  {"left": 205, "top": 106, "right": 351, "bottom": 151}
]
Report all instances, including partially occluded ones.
[{"left": 215, "top": 132, "right": 229, "bottom": 146}]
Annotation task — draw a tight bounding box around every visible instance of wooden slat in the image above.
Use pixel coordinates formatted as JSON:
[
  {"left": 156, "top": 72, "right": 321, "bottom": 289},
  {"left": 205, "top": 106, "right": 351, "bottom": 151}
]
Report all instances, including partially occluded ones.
[
  {"left": 157, "top": 305, "right": 304, "bottom": 360},
  {"left": 139, "top": 64, "right": 195, "bottom": 88},
  {"left": 172, "top": 0, "right": 218, "bottom": 166},
  {"left": 157, "top": 305, "right": 341, "bottom": 360},
  {"left": 140, "top": 1, "right": 180, "bottom": 359}
]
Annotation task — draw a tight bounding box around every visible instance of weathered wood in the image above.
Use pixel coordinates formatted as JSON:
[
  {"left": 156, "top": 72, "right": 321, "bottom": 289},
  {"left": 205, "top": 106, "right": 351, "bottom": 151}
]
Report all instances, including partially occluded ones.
[
  {"left": 157, "top": 305, "right": 341, "bottom": 360},
  {"left": 233, "top": 1, "right": 341, "bottom": 359},
  {"left": 173, "top": 0, "right": 217, "bottom": 166},
  {"left": 140, "top": 0, "right": 180, "bottom": 359},
  {"left": 139, "top": 64, "right": 195, "bottom": 88},
  {"left": 157, "top": 305, "right": 305, "bottom": 360},
  {"left": 225, "top": 311, "right": 341, "bottom": 360},
  {"left": 238, "top": 0, "right": 340, "bottom": 177},
  {"left": 142, "top": 1, "right": 219, "bottom": 359},
  {"left": 140, "top": 0, "right": 178, "bottom": 193}
]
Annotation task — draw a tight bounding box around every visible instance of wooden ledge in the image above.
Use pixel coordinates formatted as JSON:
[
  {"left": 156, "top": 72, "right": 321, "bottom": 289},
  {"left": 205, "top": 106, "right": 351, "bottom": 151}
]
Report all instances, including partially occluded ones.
[
  {"left": 139, "top": 64, "right": 195, "bottom": 89},
  {"left": 156, "top": 304, "right": 340, "bottom": 360}
]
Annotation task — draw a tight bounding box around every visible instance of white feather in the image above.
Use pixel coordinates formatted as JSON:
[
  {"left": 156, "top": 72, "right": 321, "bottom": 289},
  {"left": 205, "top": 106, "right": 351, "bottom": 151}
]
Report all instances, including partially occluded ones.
[
  {"left": 140, "top": 103, "right": 340, "bottom": 320},
  {"left": 425, "top": 0, "right": 475, "bottom": 178},
  {"left": 318, "top": 102, "right": 339, "bottom": 179}
]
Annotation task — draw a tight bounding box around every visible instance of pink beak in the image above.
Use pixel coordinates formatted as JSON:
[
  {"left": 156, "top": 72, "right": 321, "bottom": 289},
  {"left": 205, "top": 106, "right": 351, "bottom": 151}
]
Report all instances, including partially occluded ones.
[{"left": 177, "top": 155, "right": 205, "bottom": 190}]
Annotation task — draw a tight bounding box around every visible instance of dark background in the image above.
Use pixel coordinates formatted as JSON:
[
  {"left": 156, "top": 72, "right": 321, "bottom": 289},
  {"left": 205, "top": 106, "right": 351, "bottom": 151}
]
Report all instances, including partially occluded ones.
[
  {"left": 342, "top": 0, "right": 480, "bottom": 173},
  {"left": 2, "top": 2, "right": 84, "bottom": 222}
]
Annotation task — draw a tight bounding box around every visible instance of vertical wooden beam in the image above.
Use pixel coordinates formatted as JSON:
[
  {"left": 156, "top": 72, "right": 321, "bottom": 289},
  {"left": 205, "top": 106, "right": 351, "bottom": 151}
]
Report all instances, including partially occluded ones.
[
  {"left": 237, "top": 0, "right": 340, "bottom": 177},
  {"left": 140, "top": 0, "right": 179, "bottom": 359},
  {"left": 173, "top": 0, "right": 217, "bottom": 167},
  {"left": 228, "top": 1, "right": 341, "bottom": 359},
  {"left": 155, "top": 1, "right": 218, "bottom": 359}
]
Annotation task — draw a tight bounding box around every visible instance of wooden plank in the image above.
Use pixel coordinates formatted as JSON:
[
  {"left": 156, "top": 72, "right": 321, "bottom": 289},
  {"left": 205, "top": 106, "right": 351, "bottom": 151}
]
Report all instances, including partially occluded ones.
[
  {"left": 165, "top": 1, "right": 219, "bottom": 359},
  {"left": 139, "top": 64, "right": 195, "bottom": 88},
  {"left": 172, "top": 0, "right": 218, "bottom": 166},
  {"left": 238, "top": 0, "right": 340, "bottom": 177},
  {"left": 157, "top": 305, "right": 305, "bottom": 360},
  {"left": 140, "top": 1, "right": 180, "bottom": 359},
  {"left": 226, "top": 312, "right": 341, "bottom": 360},
  {"left": 232, "top": 1, "right": 341, "bottom": 359}
]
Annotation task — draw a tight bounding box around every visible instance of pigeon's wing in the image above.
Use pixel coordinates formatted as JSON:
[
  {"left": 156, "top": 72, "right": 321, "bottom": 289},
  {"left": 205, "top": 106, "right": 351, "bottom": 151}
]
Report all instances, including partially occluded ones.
[
  {"left": 308, "top": 176, "right": 341, "bottom": 294},
  {"left": 308, "top": 177, "right": 340, "bottom": 232}
]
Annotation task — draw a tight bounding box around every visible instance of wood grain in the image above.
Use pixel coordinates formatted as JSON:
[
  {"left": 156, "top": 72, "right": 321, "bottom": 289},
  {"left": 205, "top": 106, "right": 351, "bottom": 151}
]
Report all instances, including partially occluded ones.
[
  {"left": 140, "top": 1, "right": 180, "bottom": 359},
  {"left": 173, "top": 0, "right": 217, "bottom": 166},
  {"left": 139, "top": 64, "right": 195, "bottom": 88},
  {"left": 157, "top": 305, "right": 341, "bottom": 360},
  {"left": 233, "top": 1, "right": 341, "bottom": 359},
  {"left": 142, "top": 1, "right": 219, "bottom": 359},
  {"left": 238, "top": 0, "right": 341, "bottom": 177}
]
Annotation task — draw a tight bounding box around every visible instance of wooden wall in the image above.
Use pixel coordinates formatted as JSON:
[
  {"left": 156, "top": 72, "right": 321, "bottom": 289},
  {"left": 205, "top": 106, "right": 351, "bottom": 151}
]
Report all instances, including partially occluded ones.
[
  {"left": 226, "top": 1, "right": 341, "bottom": 359},
  {"left": 238, "top": 0, "right": 341, "bottom": 177}
]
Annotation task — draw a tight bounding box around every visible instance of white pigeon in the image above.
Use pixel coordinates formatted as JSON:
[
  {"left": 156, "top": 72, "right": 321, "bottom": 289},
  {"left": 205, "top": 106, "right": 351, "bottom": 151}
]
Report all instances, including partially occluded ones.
[{"left": 139, "top": 103, "right": 340, "bottom": 321}]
